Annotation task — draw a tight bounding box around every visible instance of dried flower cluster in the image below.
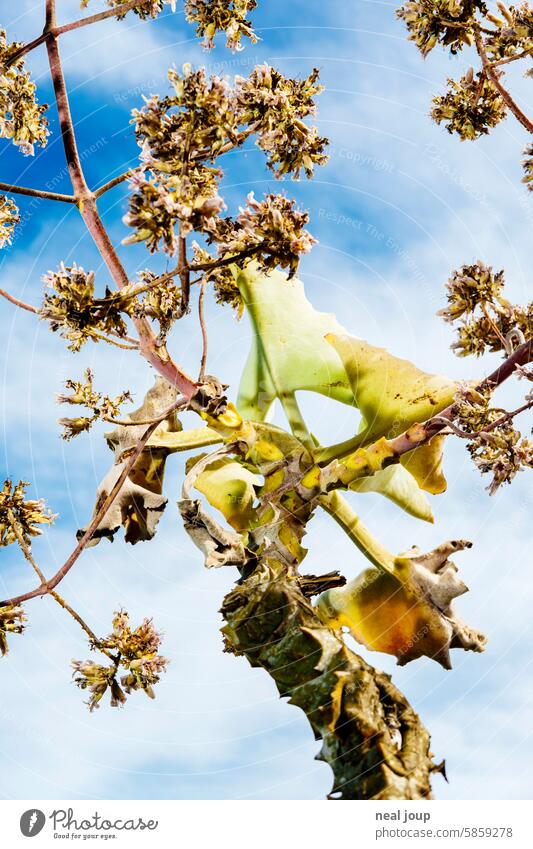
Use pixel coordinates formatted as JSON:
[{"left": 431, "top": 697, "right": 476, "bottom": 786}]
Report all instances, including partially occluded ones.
[
  {"left": 57, "top": 369, "right": 132, "bottom": 440},
  {"left": 431, "top": 70, "right": 507, "bottom": 140},
  {"left": 451, "top": 383, "right": 533, "bottom": 493},
  {"left": 123, "top": 63, "right": 327, "bottom": 259},
  {"left": 485, "top": 2, "right": 533, "bottom": 58},
  {"left": 523, "top": 143, "right": 533, "bottom": 191},
  {"left": 397, "top": 0, "right": 486, "bottom": 56},
  {"left": 41, "top": 263, "right": 132, "bottom": 351},
  {"left": 398, "top": 1, "right": 533, "bottom": 179},
  {"left": 0, "top": 29, "right": 49, "bottom": 155},
  {"left": 191, "top": 242, "right": 242, "bottom": 312},
  {"left": 0, "top": 480, "right": 56, "bottom": 547},
  {"left": 0, "top": 605, "right": 26, "bottom": 656},
  {"left": 72, "top": 611, "right": 169, "bottom": 710},
  {"left": 185, "top": 0, "right": 258, "bottom": 50},
  {"left": 0, "top": 193, "right": 19, "bottom": 247},
  {"left": 133, "top": 269, "right": 183, "bottom": 338},
  {"left": 81, "top": 0, "right": 177, "bottom": 21},
  {"left": 207, "top": 192, "right": 316, "bottom": 276},
  {"left": 439, "top": 261, "right": 532, "bottom": 356}
]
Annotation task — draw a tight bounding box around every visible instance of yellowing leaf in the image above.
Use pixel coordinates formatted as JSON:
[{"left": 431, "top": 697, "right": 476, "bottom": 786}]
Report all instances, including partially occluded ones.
[
  {"left": 326, "top": 334, "right": 456, "bottom": 440},
  {"left": 187, "top": 455, "right": 260, "bottom": 532},
  {"left": 316, "top": 540, "right": 486, "bottom": 669},
  {"left": 326, "top": 334, "right": 457, "bottom": 492},
  {"left": 349, "top": 465, "right": 434, "bottom": 522},
  {"left": 400, "top": 434, "right": 448, "bottom": 495}
]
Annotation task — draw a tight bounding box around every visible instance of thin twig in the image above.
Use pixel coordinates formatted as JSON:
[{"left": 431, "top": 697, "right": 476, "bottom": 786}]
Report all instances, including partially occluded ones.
[
  {"left": 89, "top": 330, "right": 138, "bottom": 350},
  {"left": 475, "top": 29, "right": 533, "bottom": 134},
  {"left": 44, "top": 13, "right": 198, "bottom": 397},
  {"left": 94, "top": 171, "right": 132, "bottom": 199},
  {"left": 189, "top": 248, "right": 257, "bottom": 273},
  {"left": 5, "top": 0, "right": 152, "bottom": 68},
  {"left": 198, "top": 280, "right": 208, "bottom": 381},
  {"left": 0, "top": 417, "right": 167, "bottom": 608},
  {"left": 177, "top": 234, "right": 190, "bottom": 318},
  {"left": 8, "top": 511, "right": 114, "bottom": 658},
  {"left": 0, "top": 182, "right": 76, "bottom": 204},
  {"left": 103, "top": 396, "right": 186, "bottom": 427},
  {"left": 0, "top": 288, "right": 39, "bottom": 314}
]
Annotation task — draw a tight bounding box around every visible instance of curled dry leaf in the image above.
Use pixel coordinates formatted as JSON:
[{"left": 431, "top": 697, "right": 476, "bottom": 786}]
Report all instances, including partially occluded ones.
[
  {"left": 317, "top": 539, "right": 486, "bottom": 669},
  {"left": 179, "top": 449, "right": 249, "bottom": 567},
  {"left": 78, "top": 377, "right": 181, "bottom": 545}
]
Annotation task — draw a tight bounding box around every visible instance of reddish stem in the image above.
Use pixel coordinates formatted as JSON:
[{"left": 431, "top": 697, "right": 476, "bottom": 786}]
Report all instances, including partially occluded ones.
[
  {"left": 0, "top": 418, "right": 162, "bottom": 607},
  {"left": 44, "top": 26, "right": 197, "bottom": 397}
]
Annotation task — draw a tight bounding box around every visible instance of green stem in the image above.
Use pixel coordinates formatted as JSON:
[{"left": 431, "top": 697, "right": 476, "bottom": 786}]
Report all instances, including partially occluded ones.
[
  {"left": 278, "top": 392, "right": 313, "bottom": 448},
  {"left": 319, "top": 491, "right": 394, "bottom": 573}
]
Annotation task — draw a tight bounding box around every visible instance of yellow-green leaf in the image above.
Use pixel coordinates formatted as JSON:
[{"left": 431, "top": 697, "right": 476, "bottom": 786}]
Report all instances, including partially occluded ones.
[
  {"left": 187, "top": 455, "right": 260, "bottom": 532},
  {"left": 326, "top": 334, "right": 456, "bottom": 492},
  {"left": 236, "top": 264, "right": 352, "bottom": 420}
]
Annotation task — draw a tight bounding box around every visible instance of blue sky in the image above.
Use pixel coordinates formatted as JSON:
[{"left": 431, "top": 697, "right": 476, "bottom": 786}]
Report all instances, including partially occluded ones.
[{"left": 0, "top": 0, "right": 532, "bottom": 800}]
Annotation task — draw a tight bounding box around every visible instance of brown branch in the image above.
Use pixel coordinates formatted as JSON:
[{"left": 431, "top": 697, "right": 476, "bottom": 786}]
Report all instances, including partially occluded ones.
[
  {"left": 0, "top": 181, "right": 76, "bottom": 204},
  {"left": 177, "top": 234, "right": 190, "bottom": 318},
  {"left": 387, "top": 336, "right": 533, "bottom": 459},
  {"left": 475, "top": 30, "right": 533, "bottom": 135},
  {"left": 5, "top": 0, "right": 152, "bottom": 68},
  {"left": 9, "top": 513, "right": 115, "bottom": 658},
  {"left": 189, "top": 248, "right": 257, "bottom": 273},
  {"left": 94, "top": 171, "right": 131, "bottom": 199},
  {"left": 0, "top": 288, "right": 39, "bottom": 314},
  {"left": 0, "top": 417, "right": 164, "bottom": 608},
  {"left": 198, "top": 280, "right": 208, "bottom": 381},
  {"left": 44, "top": 18, "right": 198, "bottom": 398}
]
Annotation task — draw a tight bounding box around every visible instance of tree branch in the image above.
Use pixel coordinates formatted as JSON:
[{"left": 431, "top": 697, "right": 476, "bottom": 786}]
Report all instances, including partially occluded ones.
[
  {"left": 44, "top": 22, "right": 198, "bottom": 398},
  {"left": 5, "top": 0, "right": 152, "bottom": 68},
  {"left": 475, "top": 30, "right": 533, "bottom": 135},
  {"left": 0, "top": 288, "right": 39, "bottom": 314},
  {"left": 94, "top": 171, "right": 131, "bottom": 199},
  {"left": 0, "top": 416, "right": 164, "bottom": 608},
  {"left": 9, "top": 513, "right": 115, "bottom": 658},
  {"left": 0, "top": 182, "right": 76, "bottom": 204}
]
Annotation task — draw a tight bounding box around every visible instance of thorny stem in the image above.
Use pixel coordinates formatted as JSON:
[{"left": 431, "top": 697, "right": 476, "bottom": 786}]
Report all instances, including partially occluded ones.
[
  {"left": 0, "top": 416, "right": 166, "bottom": 607},
  {"left": 0, "top": 181, "right": 76, "bottom": 204},
  {"left": 475, "top": 29, "right": 533, "bottom": 135},
  {"left": 8, "top": 511, "right": 115, "bottom": 659}
]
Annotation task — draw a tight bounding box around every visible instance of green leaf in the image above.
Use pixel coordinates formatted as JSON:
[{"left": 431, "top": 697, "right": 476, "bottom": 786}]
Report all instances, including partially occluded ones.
[
  {"left": 236, "top": 264, "right": 448, "bottom": 508},
  {"left": 236, "top": 263, "right": 353, "bottom": 420}
]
